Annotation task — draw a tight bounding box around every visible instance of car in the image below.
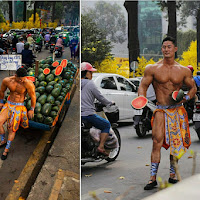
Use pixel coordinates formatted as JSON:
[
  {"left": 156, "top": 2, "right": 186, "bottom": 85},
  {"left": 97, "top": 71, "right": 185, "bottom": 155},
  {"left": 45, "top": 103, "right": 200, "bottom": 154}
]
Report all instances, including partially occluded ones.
[
  {"left": 56, "top": 31, "right": 75, "bottom": 47},
  {"left": 128, "top": 77, "right": 142, "bottom": 91},
  {"left": 92, "top": 73, "right": 138, "bottom": 121}
]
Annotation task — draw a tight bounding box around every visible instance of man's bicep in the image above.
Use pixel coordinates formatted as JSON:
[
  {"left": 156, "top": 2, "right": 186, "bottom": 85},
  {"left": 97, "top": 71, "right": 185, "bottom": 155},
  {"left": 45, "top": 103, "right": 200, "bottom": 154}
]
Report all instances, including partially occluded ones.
[
  {"left": 184, "top": 71, "right": 196, "bottom": 89},
  {"left": 27, "top": 82, "right": 36, "bottom": 97},
  {"left": 0, "top": 79, "right": 8, "bottom": 92}
]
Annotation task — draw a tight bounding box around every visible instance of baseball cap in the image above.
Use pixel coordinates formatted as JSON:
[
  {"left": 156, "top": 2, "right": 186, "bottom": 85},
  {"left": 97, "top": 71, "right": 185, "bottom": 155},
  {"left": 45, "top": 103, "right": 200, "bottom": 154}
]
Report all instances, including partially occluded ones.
[{"left": 81, "top": 62, "right": 97, "bottom": 71}]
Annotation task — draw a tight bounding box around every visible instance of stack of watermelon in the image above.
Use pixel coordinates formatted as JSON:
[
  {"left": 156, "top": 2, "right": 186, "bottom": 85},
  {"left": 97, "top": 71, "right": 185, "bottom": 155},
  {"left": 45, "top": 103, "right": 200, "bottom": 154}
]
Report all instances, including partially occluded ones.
[{"left": 24, "top": 56, "right": 77, "bottom": 126}]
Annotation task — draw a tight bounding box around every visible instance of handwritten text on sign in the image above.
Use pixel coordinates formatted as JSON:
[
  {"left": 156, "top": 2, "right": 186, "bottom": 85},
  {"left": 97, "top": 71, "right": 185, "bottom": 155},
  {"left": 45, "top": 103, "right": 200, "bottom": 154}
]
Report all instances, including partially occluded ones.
[{"left": 0, "top": 55, "right": 22, "bottom": 70}]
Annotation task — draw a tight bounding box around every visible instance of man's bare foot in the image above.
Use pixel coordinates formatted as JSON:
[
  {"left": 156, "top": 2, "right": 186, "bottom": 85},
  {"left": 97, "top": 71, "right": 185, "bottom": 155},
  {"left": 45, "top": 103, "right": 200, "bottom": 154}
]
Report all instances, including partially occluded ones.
[{"left": 97, "top": 147, "right": 109, "bottom": 156}]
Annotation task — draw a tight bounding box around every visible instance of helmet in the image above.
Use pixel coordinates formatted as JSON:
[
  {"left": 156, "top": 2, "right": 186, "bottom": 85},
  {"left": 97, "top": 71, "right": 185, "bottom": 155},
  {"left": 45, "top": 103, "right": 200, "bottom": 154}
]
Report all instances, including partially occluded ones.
[
  {"left": 81, "top": 62, "right": 97, "bottom": 72},
  {"left": 28, "top": 34, "right": 32, "bottom": 37},
  {"left": 52, "top": 32, "right": 55, "bottom": 35},
  {"left": 187, "top": 65, "right": 194, "bottom": 73},
  {"left": 24, "top": 42, "right": 30, "bottom": 49},
  {"left": 13, "top": 32, "right": 16, "bottom": 36},
  {"left": 59, "top": 35, "right": 62, "bottom": 38}
]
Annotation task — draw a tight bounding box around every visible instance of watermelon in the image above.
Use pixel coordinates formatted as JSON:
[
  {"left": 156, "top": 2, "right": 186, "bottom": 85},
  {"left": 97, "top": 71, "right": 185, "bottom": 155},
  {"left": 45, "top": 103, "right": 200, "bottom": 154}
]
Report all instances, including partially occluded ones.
[
  {"left": 37, "top": 86, "right": 46, "bottom": 94},
  {"left": 38, "top": 68, "right": 44, "bottom": 74},
  {"left": 35, "top": 92, "right": 40, "bottom": 99},
  {"left": 44, "top": 117, "right": 53, "bottom": 126},
  {"left": 47, "top": 95, "right": 55, "bottom": 104},
  {"left": 54, "top": 76, "right": 62, "bottom": 82},
  {"left": 172, "top": 89, "right": 184, "bottom": 102},
  {"left": 38, "top": 73, "right": 45, "bottom": 81},
  {"left": 36, "top": 113, "right": 44, "bottom": 123},
  {"left": 46, "top": 74, "right": 54, "bottom": 82},
  {"left": 57, "top": 96, "right": 64, "bottom": 102},
  {"left": 52, "top": 106, "right": 59, "bottom": 112},
  {"left": 41, "top": 103, "right": 52, "bottom": 116},
  {"left": 131, "top": 96, "right": 148, "bottom": 109},
  {"left": 51, "top": 88, "right": 61, "bottom": 98},
  {"left": 55, "top": 100, "right": 61, "bottom": 106},
  {"left": 52, "top": 61, "right": 59, "bottom": 67},
  {"left": 28, "top": 70, "right": 35, "bottom": 76},
  {"left": 43, "top": 68, "right": 50, "bottom": 75},
  {"left": 35, "top": 102, "right": 42, "bottom": 114},
  {"left": 46, "top": 85, "right": 54, "bottom": 93},
  {"left": 50, "top": 111, "right": 57, "bottom": 119},
  {"left": 48, "top": 81, "right": 56, "bottom": 86},
  {"left": 58, "top": 80, "right": 65, "bottom": 86},
  {"left": 60, "top": 59, "right": 68, "bottom": 68},
  {"left": 27, "top": 100, "right": 31, "bottom": 110},
  {"left": 39, "top": 81, "right": 47, "bottom": 87},
  {"left": 38, "top": 94, "right": 47, "bottom": 105},
  {"left": 26, "top": 76, "right": 35, "bottom": 82},
  {"left": 54, "top": 83, "right": 62, "bottom": 90},
  {"left": 55, "top": 65, "right": 63, "bottom": 76}
]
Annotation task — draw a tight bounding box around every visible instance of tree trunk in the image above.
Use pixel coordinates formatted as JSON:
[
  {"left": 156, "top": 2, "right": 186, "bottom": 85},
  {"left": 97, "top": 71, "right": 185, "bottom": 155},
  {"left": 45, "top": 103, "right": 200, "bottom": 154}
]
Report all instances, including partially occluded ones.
[
  {"left": 33, "top": 1, "right": 37, "bottom": 23},
  {"left": 124, "top": 1, "right": 140, "bottom": 72},
  {"left": 167, "top": 1, "right": 177, "bottom": 58},
  {"left": 197, "top": 9, "right": 200, "bottom": 66},
  {"left": 8, "top": 1, "right": 13, "bottom": 23},
  {"left": 23, "top": 1, "right": 27, "bottom": 22},
  {"left": 51, "top": 1, "right": 56, "bottom": 22}
]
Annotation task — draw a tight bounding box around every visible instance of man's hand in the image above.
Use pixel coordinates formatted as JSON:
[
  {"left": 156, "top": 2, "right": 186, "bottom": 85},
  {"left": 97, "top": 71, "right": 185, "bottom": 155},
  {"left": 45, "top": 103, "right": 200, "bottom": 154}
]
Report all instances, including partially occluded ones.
[
  {"left": 0, "top": 103, "right": 4, "bottom": 110},
  {"left": 28, "top": 110, "right": 34, "bottom": 119}
]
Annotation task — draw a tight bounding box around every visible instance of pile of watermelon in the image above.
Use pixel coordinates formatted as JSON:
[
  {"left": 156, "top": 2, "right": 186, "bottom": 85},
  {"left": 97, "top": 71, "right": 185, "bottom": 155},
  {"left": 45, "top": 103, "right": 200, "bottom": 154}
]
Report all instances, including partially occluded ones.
[{"left": 25, "top": 56, "right": 77, "bottom": 126}]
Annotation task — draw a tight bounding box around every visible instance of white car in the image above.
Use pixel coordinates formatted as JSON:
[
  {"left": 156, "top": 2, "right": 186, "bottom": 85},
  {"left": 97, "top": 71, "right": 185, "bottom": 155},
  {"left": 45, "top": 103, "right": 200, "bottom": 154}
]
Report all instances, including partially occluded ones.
[{"left": 92, "top": 73, "right": 138, "bottom": 121}]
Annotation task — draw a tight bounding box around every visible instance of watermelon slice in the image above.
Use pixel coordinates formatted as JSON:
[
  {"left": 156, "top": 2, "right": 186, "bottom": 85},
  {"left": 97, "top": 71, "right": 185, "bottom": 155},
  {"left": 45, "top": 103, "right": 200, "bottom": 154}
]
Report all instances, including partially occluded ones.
[
  {"left": 172, "top": 89, "right": 184, "bottom": 102},
  {"left": 55, "top": 65, "right": 63, "bottom": 76},
  {"left": 52, "top": 61, "right": 59, "bottom": 67},
  {"left": 60, "top": 59, "right": 68, "bottom": 68},
  {"left": 43, "top": 68, "right": 50, "bottom": 75},
  {"left": 26, "top": 76, "right": 35, "bottom": 82},
  {"left": 131, "top": 96, "right": 148, "bottom": 109}
]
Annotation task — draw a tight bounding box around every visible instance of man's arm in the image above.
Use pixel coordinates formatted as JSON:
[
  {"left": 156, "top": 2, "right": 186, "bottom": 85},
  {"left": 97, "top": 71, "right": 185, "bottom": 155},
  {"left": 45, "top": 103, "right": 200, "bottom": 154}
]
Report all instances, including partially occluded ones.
[
  {"left": 0, "top": 78, "right": 8, "bottom": 109},
  {"left": 138, "top": 64, "right": 154, "bottom": 97},
  {"left": 26, "top": 81, "right": 36, "bottom": 119},
  {"left": 182, "top": 68, "right": 197, "bottom": 102}
]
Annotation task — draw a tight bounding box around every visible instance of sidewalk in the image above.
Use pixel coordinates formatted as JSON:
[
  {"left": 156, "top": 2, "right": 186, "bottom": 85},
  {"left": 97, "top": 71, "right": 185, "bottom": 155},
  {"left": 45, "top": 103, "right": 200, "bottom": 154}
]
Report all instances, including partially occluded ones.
[{"left": 27, "top": 80, "right": 80, "bottom": 200}]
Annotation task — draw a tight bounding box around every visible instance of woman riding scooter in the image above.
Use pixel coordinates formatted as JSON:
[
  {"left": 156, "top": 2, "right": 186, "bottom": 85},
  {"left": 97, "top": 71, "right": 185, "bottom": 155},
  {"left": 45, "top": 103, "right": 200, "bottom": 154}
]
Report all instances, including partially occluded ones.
[{"left": 81, "top": 62, "right": 114, "bottom": 156}]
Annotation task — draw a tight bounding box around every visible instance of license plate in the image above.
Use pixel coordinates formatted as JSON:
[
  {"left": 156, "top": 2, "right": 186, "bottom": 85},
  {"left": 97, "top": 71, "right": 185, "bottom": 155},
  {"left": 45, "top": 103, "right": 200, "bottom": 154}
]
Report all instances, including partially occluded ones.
[
  {"left": 193, "top": 113, "right": 200, "bottom": 121},
  {"left": 55, "top": 51, "right": 58, "bottom": 54},
  {"left": 133, "top": 109, "right": 143, "bottom": 115}
]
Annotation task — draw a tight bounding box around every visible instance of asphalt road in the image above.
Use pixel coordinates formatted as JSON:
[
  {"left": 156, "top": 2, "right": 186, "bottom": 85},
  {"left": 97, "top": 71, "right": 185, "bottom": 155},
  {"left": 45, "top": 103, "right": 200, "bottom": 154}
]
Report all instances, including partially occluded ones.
[
  {"left": 81, "top": 122, "right": 200, "bottom": 200},
  {"left": 0, "top": 45, "right": 78, "bottom": 199}
]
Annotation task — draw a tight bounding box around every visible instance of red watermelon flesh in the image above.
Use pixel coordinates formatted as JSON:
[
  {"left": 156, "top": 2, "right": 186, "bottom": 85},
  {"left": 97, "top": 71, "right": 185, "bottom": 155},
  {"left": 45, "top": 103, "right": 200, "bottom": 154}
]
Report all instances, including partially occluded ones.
[
  {"left": 26, "top": 76, "right": 35, "bottom": 82},
  {"left": 43, "top": 68, "right": 50, "bottom": 75},
  {"left": 172, "top": 91, "right": 179, "bottom": 101},
  {"left": 131, "top": 96, "right": 148, "bottom": 109},
  {"left": 60, "top": 59, "right": 68, "bottom": 68},
  {"left": 52, "top": 61, "right": 59, "bottom": 67},
  {"left": 55, "top": 65, "right": 63, "bottom": 76}
]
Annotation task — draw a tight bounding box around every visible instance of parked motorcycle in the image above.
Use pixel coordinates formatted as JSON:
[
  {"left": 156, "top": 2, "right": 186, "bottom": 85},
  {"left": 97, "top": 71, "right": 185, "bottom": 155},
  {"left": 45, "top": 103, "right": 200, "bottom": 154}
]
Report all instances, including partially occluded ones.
[
  {"left": 50, "top": 43, "right": 55, "bottom": 53},
  {"left": 133, "top": 100, "right": 156, "bottom": 137},
  {"left": 35, "top": 43, "right": 42, "bottom": 53},
  {"left": 54, "top": 46, "right": 62, "bottom": 58},
  {"left": 81, "top": 103, "right": 121, "bottom": 165},
  {"left": 10, "top": 44, "right": 16, "bottom": 54},
  {"left": 193, "top": 100, "right": 200, "bottom": 140}
]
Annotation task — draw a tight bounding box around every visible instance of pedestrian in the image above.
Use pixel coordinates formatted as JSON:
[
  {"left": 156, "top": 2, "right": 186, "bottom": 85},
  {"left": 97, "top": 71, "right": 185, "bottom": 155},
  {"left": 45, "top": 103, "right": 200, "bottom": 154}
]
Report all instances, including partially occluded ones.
[
  {"left": 0, "top": 68, "right": 36, "bottom": 160},
  {"left": 69, "top": 36, "right": 78, "bottom": 60},
  {"left": 16, "top": 37, "right": 24, "bottom": 54},
  {"left": 138, "top": 36, "right": 197, "bottom": 190},
  {"left": 21, "top": 43, "right": 36, "bottom": 67}
]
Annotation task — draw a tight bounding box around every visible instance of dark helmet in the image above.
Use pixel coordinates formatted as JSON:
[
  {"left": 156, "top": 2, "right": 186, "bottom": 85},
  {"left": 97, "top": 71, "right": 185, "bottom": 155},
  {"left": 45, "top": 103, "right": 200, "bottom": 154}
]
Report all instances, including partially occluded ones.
[
  {"left": 59, "top": 35, "right": 62, "bottom": 38},
  {"left": 24, "top": 42, "right": 30, "bottom": 49}
]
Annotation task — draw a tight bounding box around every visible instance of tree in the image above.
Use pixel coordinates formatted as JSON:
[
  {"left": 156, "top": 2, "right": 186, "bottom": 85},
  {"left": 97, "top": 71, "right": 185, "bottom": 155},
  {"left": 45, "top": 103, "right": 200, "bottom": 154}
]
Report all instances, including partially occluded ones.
[
  {"left": 180, "top": 1, "right": 200, "bottom": 65},
  {"left": 33, "top": 1, "right": 37, "bottom": 23},
  {"left": 84, "top": 1, "right": 126, "bottom": 44},
  {"left": 8, "top": 1, "right": 13, "bottom": 23},
  {"left": 124, "top": 1, "right": 140, "bottom": 71},
  {"left": 0, "top": 10, "right": 5, "bottom": 23},
  {"left": 81, "top": 14, "right": 112, "bottom": 65}
]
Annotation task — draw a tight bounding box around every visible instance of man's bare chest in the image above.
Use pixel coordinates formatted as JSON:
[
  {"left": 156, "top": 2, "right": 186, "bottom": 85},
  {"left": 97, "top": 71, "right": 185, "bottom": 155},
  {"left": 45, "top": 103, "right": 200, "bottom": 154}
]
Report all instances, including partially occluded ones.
[
  {"left": 154, "top": 69, "right": 184, "bottom": 85},
  {"left": 8, "top": 82, "right": 26, "bottom": 94}
]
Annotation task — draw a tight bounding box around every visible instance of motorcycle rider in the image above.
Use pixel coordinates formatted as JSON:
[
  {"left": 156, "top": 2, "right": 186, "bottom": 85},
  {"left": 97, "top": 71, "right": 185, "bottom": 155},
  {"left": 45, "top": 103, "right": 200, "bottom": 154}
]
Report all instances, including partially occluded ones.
[
  {"left": 27, "top": 34, "right": 35, "bottom": 50},
  {"left": 11, "top": 32, "right": 18, "bottom": 52},
  {"left": 49, "top": 32, "right": 57, "bottom": 44},
  {"left": 16, "top": 37, "right": 24, "bottom": 54},
  {"left": 81, "top": 62, "right": 114, "bottom": 156},
  {"left": 55, "top": 35, "right": 64, "bottom": 51},
  {"left": 35, "top": 33, "right": 43, "bottom": 48},
  {"left": 44, "top": 32, "right": 51, "bottom": 47},
  {"left": 21, "top": 43, "right": 36, "bottom": 67}
]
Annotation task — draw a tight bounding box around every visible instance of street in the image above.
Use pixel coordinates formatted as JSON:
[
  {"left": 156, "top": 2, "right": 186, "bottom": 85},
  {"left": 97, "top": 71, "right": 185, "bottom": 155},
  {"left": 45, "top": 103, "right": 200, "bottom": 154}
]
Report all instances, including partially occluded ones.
[
  {"left": 81, "top": 122, "right": 200, "bottom": 200},
  {"left": 0, "top": 45, "right": 78, "bottom": 199}
]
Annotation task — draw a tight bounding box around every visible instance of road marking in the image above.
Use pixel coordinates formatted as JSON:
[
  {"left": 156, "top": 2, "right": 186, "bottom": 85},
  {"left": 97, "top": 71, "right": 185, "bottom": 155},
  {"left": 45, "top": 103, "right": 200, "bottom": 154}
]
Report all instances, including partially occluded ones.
[{"left": 82, "top": 188, "right": 112, "bottom": 200}]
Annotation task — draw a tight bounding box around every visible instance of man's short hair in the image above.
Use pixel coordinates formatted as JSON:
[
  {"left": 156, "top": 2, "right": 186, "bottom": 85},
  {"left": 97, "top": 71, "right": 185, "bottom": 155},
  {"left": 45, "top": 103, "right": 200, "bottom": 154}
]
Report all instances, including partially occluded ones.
[
  {"left": 16, "top": 68, "right": 27, "bottom": 77},
  {"left": 162, "top": 36, "right": 176, "bottom": 46}
]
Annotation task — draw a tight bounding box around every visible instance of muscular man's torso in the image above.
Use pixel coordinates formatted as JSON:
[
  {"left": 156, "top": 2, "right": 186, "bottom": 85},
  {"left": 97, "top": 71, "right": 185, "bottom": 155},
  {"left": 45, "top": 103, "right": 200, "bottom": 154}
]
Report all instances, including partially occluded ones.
[
  {"left": 6, "top": 77, "right": 27, "bottom": 103},
  {"left": 151, "top": 61, "right": 186, "bottom": 105}
]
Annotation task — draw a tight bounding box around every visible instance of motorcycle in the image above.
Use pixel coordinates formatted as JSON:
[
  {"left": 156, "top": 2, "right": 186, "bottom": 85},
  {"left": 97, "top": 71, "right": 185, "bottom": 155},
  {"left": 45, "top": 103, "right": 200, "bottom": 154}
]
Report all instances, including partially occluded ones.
[
  {"left": 81, "top": 103, "right": 121, "bottom": 165},
  {"left": 54, "top": 46, "right": 63, "bottom": 58},
  {"left": 193, "top": 99, "right": 200, "bottom": 140},
  {"left": 35, "top": 43, "right": 42, "bottom": 53},
  {"left": 50, "top": 43, "right": 55, "bottom": 53},
  {"left": 45, "top": 41, "right": 49, "bottom": 49},
  {"left": 10, "top": 43, "right": 16, "bottom": 54},
  {"left": 133, "top": 100, "right": 156, "bottom": 137}
]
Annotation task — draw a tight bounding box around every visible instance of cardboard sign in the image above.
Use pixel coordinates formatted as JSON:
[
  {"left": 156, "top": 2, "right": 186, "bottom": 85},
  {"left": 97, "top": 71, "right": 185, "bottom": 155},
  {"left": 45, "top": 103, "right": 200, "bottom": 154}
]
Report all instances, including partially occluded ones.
[{"left": 0, "top": 55, "right": 22, "bottom": 70}]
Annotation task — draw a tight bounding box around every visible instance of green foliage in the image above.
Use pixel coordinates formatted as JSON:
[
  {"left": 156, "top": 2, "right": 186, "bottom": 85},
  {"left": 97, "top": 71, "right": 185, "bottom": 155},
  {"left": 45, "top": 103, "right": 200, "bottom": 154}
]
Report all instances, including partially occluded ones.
[
  {"left": 177, "top": 30, "right": 196, "bottom": 55},
  {"left": 81, "top": 14, "right": 112, "bottom": 65},
  {"left": 83, "top": 1, "right": 126, "bottom": 44},
  {"left": 0, "top": 10, "right": 5, "bottom": 23}
]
